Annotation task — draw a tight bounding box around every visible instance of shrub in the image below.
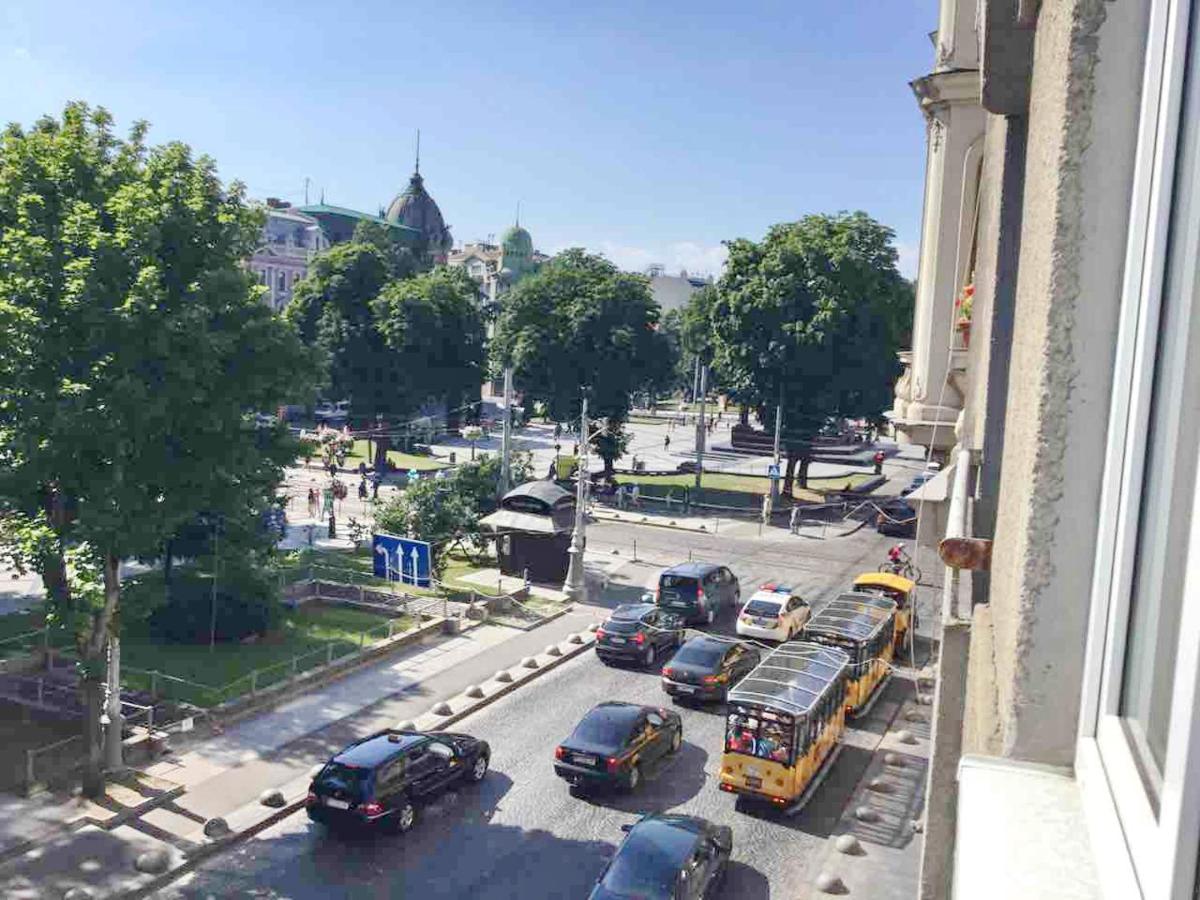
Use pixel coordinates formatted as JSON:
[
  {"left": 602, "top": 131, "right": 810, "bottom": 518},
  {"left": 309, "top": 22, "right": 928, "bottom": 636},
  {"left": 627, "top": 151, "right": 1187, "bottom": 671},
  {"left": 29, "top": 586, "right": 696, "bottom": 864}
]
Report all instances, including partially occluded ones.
[{"left": 146, "top": 563, "right": 281, "bottom": 644}]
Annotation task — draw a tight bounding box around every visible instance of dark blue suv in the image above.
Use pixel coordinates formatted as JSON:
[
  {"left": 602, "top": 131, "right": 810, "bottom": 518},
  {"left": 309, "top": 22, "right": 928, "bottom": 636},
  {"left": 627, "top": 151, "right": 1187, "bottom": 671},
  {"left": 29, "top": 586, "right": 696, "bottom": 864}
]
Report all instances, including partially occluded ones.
[{"left": 655, "top": 562, "right": 740, "bottom": 625}]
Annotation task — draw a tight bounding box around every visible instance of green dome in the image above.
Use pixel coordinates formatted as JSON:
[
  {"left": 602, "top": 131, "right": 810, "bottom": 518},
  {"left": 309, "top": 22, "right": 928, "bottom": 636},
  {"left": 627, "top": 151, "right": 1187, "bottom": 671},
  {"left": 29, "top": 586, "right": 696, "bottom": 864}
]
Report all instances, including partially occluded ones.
[{"left": 501, "top": 225, "right": 533, "bottom": 256}]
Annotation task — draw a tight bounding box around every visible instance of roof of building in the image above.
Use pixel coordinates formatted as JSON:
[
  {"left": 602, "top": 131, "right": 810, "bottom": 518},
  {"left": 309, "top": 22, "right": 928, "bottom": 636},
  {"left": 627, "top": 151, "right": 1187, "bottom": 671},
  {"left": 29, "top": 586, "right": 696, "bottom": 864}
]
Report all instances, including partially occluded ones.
[
  {"left": 295, "top": 203, "right": 419, "bottom": 234},
  {"left": 727, "top": 641, "right": 850, "bottom": 717},
  {"left": 804, "top": 593, "right": 897, "bottom": 642},
  {"left": 501, "top": 224, "right": 533, "bottom": 255},
  {"left": 385, "top": 171, "right": 452, "bottom": 252},
  {"left": 502, "top": 480, "right": 572, "bottom": 506}
]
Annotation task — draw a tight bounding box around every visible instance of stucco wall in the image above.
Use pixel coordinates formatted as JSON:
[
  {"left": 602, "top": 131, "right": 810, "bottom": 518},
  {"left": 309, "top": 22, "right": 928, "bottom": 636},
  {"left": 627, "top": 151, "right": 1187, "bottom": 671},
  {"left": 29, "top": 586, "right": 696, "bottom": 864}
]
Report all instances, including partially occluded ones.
[{"left": 963, "top": 0, "right": 1149, "bottom": 765}]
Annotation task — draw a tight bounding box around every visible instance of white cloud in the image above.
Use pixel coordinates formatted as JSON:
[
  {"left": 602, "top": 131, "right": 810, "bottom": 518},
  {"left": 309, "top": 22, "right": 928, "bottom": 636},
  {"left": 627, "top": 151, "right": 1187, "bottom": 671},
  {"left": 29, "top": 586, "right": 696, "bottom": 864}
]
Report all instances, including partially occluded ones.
[
  {"left": 896, "top": 241, "right": 919, "bottom": 280},
  {"left": 550, "top": 239, "right": 729, "bottom": 280}
]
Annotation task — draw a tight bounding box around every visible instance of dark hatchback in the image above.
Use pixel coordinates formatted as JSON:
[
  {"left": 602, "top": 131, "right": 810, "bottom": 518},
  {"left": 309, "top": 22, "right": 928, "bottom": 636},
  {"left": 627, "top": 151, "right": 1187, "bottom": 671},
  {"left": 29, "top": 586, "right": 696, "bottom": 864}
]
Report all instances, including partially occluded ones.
[
  {"left": 589, "top": 814, "right": 733, "bottom": 900},
  {"left": 656, "top": 562, "right": 740, "bottom": 625},
  {"left": 661, "top": 635, "right": 760, "bottom": 703},
  {"left": 306, "top": 729, "right": 490, "bottom": 833},
  {"left": 555, "top": 701, "right": 683, "bottom": 792},
  {"left": 595, "top": 603, "right": 684, "bottom": 668}
]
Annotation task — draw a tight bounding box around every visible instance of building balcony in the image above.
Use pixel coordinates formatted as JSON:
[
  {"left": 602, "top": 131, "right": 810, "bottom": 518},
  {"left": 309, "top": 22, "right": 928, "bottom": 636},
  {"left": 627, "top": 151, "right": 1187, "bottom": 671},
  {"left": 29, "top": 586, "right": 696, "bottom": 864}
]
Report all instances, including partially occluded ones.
[{"left": 888, "top": 346, "right": 969, "bottom": 454}]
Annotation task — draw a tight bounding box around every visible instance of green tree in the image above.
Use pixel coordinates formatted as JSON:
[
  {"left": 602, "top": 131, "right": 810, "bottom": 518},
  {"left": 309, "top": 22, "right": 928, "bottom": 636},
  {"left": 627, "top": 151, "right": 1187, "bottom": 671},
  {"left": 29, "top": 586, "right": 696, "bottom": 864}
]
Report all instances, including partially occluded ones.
[
  {"left": 453, "top": 451, "right": 533, "bottom": 516},
  {"left": 373, "top": 266, "right": 486, "bottom": 427},
  {"left": 490, "top": 249, "right": 662, "bottom": 473},
  {"left": 711, "top": 212, "right": 912, "bottom": 492},
  {"left": 0, "top": 104, "right": 316, "bottom": 796},
  {"left": 351, "top": 219, "right": 427, "bottom": 280},
  {"left": 373, "top": 479, "right": 476, "bottom": 574}
]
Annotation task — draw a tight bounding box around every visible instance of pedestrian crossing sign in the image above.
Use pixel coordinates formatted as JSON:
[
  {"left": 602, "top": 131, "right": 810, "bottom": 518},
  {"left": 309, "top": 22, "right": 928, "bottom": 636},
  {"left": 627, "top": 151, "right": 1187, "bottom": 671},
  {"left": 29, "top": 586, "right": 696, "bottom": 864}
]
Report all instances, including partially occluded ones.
[{"left": 768, "top": 463, "right": 781, "bottom": 480}]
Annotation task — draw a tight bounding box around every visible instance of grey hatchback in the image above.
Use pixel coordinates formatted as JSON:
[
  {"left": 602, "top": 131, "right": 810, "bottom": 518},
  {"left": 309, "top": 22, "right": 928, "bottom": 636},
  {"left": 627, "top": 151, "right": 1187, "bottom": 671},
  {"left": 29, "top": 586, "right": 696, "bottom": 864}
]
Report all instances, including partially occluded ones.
[{"left": 655, "top": 562, "right": 741, "bottom": 625}]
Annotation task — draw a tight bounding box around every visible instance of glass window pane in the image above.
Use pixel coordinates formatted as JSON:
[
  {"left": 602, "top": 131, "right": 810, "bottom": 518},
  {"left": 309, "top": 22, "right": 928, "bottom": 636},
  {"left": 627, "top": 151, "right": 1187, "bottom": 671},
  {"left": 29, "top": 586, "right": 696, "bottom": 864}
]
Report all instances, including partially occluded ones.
[{"left": 1118, "top": 109, "right": 1200, "bottom": 786}]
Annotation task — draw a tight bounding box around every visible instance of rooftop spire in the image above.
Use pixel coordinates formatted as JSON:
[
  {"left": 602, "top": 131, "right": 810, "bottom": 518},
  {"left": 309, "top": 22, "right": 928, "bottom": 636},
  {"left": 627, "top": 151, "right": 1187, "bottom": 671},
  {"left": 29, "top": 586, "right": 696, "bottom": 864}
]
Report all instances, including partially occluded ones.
[
  {"left": 515, "top": 200, "right": 521, "bottom": 228},
  {"left": 415, "top": 129, "right": 421, "bottom": 176}
]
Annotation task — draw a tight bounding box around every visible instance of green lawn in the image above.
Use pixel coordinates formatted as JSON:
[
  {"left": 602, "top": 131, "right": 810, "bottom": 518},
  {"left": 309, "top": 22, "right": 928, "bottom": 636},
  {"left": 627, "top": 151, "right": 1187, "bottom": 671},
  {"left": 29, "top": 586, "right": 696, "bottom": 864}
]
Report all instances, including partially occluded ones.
[
  {"left": 344, "top": 441, "right": 450, "bottom": 471},
  {"left": 121, "top": 602, "right": 410, "bottom": 706},
  {"left": 613, "top": 471, "right": 874, "bottom": 507}
]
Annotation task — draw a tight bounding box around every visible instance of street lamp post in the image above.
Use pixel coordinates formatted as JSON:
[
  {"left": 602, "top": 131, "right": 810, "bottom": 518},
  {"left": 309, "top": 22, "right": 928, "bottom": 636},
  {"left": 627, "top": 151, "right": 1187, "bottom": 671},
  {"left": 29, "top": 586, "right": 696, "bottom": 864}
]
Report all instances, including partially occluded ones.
[
  {"left": 562, "top": 396, "right": 589, "bottom": 603},
  {"left": 770, "top": 397, "right": 783, "bottom": 504}
]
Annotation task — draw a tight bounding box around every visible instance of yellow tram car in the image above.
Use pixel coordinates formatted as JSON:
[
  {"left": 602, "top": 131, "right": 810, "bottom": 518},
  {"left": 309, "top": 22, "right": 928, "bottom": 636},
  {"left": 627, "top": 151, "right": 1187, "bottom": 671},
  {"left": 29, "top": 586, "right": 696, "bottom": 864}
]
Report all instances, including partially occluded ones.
[
  {"left": 801, "top": 593, "right": 897, "bottom": 717},
  {"left": 718, "top": 642, "right": 850, "bottom": 811},
  {"left": 851, "top": 572, "right": 917, "bottom": 654}
]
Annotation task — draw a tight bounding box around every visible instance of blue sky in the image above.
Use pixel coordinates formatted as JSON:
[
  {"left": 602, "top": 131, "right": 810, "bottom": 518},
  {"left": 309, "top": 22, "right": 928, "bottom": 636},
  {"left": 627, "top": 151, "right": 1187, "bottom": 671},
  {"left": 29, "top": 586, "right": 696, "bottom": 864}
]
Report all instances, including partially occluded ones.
[{"left": 1, "top": 0, "right": 936, "bottom": 278}]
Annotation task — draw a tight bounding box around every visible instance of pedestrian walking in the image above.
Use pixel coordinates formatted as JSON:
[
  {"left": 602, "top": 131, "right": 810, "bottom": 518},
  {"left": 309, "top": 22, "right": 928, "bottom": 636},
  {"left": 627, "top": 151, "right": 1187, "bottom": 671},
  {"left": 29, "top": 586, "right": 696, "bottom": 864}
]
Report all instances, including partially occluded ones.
[
  {"left": 631, "top": 483, "right": 640, "bottom": 508},
  {"left": 554, "top": 422, "right": 562, "bottom": 440},
  {"left": 548, "top": 460, "right": 557, "bottom": 480},
  {"left": 307, "top": 487, "right": 318, "bottom": 519},
  {"left": 358, "top": 478, "right": 368, "bottom": 500},
  {"left": 358, "top": 460, "right": 367, "bottom": 477},
  {"left": 789, "top": 504, "right": 800, "bottom": 534},
  {"left": 873, "top": 450, "right": 885, "bottom": 475},
  {"left": 372, "top": 472, "right": 381, "bottom": 499},
  {"left": 664, "top": 434, "right": 671, "bottom": 452},
  {"left": 617, "top": 484, "right": 626, "bottom": 510}
]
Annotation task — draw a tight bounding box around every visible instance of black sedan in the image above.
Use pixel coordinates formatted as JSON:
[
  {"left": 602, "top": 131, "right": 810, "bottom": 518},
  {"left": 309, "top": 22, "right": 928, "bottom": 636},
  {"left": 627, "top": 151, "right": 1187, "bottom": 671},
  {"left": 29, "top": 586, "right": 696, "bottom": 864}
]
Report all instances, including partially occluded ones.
[
  {"left": 877, "top": 499, "right": 917, "bottom": 537},
  {"left": 661, "top": 635, "right": 760, "bottom": 703},
  {"left": 595, "top": 603, "right": 684, "bottom": 668},
  {"left": 589, "top": 814, "right": 733, "bottom": 899},
  {"left": 554, "top": 702, "right": 683, "bottom": 792}
]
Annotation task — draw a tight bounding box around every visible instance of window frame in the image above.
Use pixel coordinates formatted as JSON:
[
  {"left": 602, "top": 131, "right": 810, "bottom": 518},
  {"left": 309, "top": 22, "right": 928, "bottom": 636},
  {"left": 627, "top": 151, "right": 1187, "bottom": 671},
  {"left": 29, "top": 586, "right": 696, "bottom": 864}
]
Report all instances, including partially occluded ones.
[{"left": 1077, "top": 0, "right": 1200, "bottom": 895}]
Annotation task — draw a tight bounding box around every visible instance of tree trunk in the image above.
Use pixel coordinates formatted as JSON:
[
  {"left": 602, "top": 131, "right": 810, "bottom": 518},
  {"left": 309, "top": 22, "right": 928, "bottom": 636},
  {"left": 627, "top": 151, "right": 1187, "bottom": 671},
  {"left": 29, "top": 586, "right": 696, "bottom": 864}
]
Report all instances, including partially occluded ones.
[
  {"left": 739, "top": 405, "right": 750, "bottom": 427},
  {"left": 80, "top": 553, "right": 122, "bottom": 799},
  {"left": 782, "top": 452, "right": 799, "bottom": 497},
  {"left": 374, "top": 433, "right": 392, "bottom": 474},
  {"left": 797, "top": 454, "right": 811, "bottom": 490},
  {"left": 163, "top": 539, "right": 174, "bottom": 595}
]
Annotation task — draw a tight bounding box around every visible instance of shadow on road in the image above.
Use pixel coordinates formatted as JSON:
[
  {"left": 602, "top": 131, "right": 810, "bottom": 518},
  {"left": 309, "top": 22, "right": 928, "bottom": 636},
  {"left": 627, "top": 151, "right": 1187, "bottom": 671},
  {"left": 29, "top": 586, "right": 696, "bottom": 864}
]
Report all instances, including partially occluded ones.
[
  {"left": 720, "top": 860, "right": 771, "bottom": 899},
  {"left": 569, "top": 740, "right": 711, "bottom": 815}
]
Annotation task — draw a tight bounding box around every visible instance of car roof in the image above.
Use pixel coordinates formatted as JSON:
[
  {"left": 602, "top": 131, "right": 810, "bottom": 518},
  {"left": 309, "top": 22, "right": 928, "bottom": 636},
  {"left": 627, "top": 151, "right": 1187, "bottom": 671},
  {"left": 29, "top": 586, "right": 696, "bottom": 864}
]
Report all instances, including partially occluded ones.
[
  {"left": 661, "top": 561, "right": 720, "bottom": 577},
  {"left": 582, "top": 701, "right": 645, "bottom": 725},
  {"left": 679, "top": 634, "right": 732, "bottom": 653},
  {"left": 611, "top": 602, "right": 655, "bottom": 620},
  {"left": 620, "top": 815, "right": 706, "bottom": 866},
  {"left": 745, "top": 589, "right": 792, "bottom": 606},
  {"left": 332, "top": 731, "right": 424, "bottom": 767}
]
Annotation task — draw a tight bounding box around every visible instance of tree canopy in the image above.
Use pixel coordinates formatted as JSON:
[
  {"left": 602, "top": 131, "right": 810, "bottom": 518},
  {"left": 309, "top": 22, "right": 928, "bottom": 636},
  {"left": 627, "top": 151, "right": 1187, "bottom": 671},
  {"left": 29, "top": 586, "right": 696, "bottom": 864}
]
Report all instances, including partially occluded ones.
[
  {"left": 710, "top": 211, "right": 912, "bottom": 489},
  {"left": 490, "top": 249, "right": 668, "bottom": 471},
  {"left": 0, "top": 103, "right": 316, "bottom": 795}
]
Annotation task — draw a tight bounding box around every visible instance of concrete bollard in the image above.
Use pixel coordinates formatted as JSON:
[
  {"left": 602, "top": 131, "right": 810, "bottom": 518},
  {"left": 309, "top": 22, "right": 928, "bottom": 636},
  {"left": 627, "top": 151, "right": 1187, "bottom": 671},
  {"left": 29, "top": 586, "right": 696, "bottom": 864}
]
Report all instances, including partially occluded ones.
[
  {"left": 545, "top": 645, "right": 563, "bottom": 657},
  {"left": 64, "top": 888, "right": 94, "bottom": 900},
  {"left": 203, "top": 817, "right": 231, "bottom": 838},
  {"left": 521, "top": 657, "right": 539, "bottom": 669},
  {"left": 260, "top": 788, "right": 286, "bottom": 808},
  {"left": 396, "top": 721, "right": 417, "bottom": 732},
  {"left": 867, "top": 778, "right": 892, "bottom": 793},
  {"left": 494, "top": 670, "right": 514, "bottom": 683},
  {"left": 567, "top": 633, "right": 584, "bottom": 644},
  {"left": 465, "top": 684, "right": 485, "bottom": 699},
  {"left": 432, "top": 701, "right": 453, "bottom": 716},
  {"left": 834, "top": 834, "right": 863, "bottom": 855},
  {"left": 855, "top": 805, "right": 880, "bottom": 823},
  {"left": 134, "top": 847, "right": 172, "bottom": 875},
  {"left": 896, "top": 729, "right": 917, "bottom": 744},
  {"left": 815, "top": 872, "right": 847, "bottom": 894},
  {"left": 586, "top": 623, "right": 599, "bottom": 633},
  {"left": 884, "top": 752, "right": 905, "bottom": 767}
]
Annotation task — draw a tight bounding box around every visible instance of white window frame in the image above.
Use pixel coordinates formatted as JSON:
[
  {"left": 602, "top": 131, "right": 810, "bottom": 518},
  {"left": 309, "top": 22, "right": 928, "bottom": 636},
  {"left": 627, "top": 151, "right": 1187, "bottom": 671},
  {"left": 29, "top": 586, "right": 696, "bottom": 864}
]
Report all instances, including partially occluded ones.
[{"left": 1078, "top": 0, "right": 1200, "bottom": 896}]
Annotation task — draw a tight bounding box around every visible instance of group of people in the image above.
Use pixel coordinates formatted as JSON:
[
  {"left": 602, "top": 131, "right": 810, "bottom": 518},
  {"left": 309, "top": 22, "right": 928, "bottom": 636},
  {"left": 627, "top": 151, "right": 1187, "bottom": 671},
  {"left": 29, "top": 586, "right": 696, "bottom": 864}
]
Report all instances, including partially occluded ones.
[{"left": 725, "top": 721, "right": 791, "bottom": 763}]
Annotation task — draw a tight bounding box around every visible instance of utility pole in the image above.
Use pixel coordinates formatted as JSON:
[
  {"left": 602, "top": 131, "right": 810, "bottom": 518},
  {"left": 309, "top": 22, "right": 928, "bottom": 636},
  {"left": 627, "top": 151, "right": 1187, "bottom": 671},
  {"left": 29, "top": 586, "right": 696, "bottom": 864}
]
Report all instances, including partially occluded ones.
[
  {"left": 770, "top": 395, "right": 783, "bottom": 504},
  {"left": 692, "top": 356, "right": 701, "bottom": 403},
  {"left": 563, "top": 396, "right": 589, "bottom": 603},
  {"left": 499, "top": 366, "right": 513, "bottom": 498},
  {"left": 694, "top": 365, "right": 707, "bottom": 490}
]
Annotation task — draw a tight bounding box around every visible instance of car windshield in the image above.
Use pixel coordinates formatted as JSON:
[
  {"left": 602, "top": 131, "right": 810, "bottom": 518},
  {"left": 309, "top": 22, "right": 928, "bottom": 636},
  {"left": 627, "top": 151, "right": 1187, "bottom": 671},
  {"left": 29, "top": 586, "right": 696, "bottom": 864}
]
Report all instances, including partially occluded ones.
[
  {"left": 744, "top": 599, "right": 783, "bottom": 617},
  {"left": 315, "top": 762, "right": 371, "bottom": 799},
  {"left": 660, "top": 575, "right": 698, "bottom": 590},
  {"left": 673, "top": 641, "right": 726, "bottom": 668},
  {"left": 605, "top": 618, "right": 640, "bottom": 634},
  {"left": 572, "top": 709, "right": 638, "bottom": 745},
  {"left": 601, "top": 823, "right": 696, "bottom": 896}
]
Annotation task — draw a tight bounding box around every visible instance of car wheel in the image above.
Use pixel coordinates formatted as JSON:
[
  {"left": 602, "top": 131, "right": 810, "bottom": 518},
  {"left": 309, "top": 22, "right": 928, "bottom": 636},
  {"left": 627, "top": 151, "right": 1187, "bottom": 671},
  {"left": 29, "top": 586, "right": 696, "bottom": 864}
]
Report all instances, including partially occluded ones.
[
  {"left": 643, "top": 644, "right": 656, "bottom": 667},
  {"left": 670, "top": 727, "right": 682, "bottom": 754},
  {"left": 627, "top": 764, "right": 642, "bottom": 792},
  {"left": 469, "top": 753, "right": 489, "bottom": 783},
  {"left": 395, "top": 798, "right": 416, "bottom": 834}
]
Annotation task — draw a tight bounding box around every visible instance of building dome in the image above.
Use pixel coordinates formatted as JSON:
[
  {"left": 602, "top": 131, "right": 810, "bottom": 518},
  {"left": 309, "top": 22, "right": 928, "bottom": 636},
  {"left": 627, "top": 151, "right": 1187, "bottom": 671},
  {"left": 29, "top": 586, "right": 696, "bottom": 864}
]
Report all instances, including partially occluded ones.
[
  {"left": 385, "top": 171, "right": 452, "bottom": 256},
  {"left": 501, "top": 224, "right": 533, "bottom": 256}
]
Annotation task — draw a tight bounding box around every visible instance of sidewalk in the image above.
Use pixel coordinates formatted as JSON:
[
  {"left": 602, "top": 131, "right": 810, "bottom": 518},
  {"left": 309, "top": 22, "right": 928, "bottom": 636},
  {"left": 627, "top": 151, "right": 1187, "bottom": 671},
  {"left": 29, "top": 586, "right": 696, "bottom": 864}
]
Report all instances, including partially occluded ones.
[{"left": 0, "top": 606, "right": 606, "bottom": 899}]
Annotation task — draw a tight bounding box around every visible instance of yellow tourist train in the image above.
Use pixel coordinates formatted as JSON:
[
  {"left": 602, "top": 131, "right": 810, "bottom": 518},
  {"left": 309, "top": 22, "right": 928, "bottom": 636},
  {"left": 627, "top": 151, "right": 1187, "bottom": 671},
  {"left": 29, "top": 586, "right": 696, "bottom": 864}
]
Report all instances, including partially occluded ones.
[
  {"left": 801, "top": 593, "right": 897, "bottom": 717},
  {"left": 851, "top": 571, "right": 917, "bottom": 654},
  {"left": 718, "top": 642, "right": 850, "bottom": 811}
]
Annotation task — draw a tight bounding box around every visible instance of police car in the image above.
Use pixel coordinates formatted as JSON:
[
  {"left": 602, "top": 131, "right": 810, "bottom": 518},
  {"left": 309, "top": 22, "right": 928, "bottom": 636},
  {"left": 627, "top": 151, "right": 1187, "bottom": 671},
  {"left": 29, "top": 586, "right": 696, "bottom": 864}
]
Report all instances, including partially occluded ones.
[{"left": 735, "top": 584, "right": 811, "bottom": 642}]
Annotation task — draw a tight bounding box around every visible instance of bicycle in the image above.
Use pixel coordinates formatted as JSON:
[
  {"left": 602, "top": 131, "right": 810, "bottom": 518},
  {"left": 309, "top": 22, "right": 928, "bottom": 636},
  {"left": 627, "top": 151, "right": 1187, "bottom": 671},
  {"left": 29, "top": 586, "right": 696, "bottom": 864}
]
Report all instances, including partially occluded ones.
[{"left": 879, "top": 543, "right": 922, "bottom": 583}]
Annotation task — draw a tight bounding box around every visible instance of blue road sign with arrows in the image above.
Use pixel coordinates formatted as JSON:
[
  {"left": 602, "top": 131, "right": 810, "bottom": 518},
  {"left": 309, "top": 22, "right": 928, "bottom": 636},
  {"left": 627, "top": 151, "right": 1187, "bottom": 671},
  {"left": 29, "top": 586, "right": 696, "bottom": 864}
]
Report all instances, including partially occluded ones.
[
  {"left": 372, "top": 532, "right": 432, "bottom": 588},
  {"left": 768, "top": 463, "right": 781, "bottom": 480}
]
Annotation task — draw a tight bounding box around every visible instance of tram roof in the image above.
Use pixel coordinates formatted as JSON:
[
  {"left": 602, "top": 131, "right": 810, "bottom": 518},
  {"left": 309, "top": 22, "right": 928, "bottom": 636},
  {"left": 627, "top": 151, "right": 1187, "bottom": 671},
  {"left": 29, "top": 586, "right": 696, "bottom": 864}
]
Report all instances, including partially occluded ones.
[
  {"left": 726, "top": 641, "right": 850, "bottom": 717},
  {"left": 804, "top": 592, "right": 897, "bottom": 642}
]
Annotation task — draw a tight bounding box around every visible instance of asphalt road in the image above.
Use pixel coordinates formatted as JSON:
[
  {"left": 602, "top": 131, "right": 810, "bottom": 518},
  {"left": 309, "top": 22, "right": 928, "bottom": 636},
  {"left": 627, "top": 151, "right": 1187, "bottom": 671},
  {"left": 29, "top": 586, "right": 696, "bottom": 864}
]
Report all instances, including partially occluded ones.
[{"left": 159, "top": 521, "right": 926, "bottom": 900}]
